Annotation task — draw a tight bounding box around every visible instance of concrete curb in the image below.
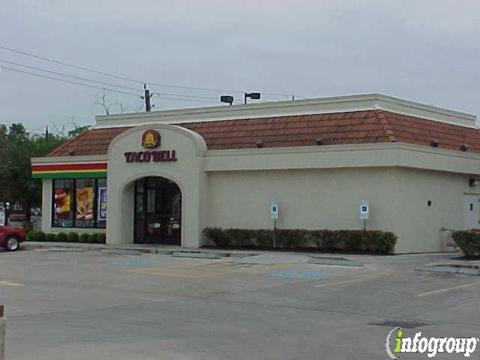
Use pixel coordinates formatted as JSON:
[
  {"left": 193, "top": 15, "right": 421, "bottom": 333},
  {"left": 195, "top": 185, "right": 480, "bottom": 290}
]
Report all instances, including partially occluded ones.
[
  {"left": 22, "top": 242, "right": 253, "bottom": 258},
  {"left": 416, "top": 264, "right": 480, "bottom": 276}
]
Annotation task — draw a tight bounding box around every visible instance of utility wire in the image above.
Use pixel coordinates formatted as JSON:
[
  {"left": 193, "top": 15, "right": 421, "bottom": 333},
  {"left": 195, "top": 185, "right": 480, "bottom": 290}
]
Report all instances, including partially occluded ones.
[
  {"left": 0, "top": 65, "right": 140, "bottom": 97},
  {"left": 0, "top": 58, "right": 142, "bottom": 92},
  {"left": 149, "top": 81, "right": 296, "bottom": 98},
  {"left": 0, "top": 44, "right": 303, "bottom": 98},
  {"left": 152, "top": 92, "right": 218, "bottom": 101},
  {"left": 0, "top": 58, "right": 219, "bottom": 101},
  {"left": 0, "top": 65, "right": 220, "bottom": 104},
  {"left": 0, "top": 44, "right": 143, "bottom": 84}
]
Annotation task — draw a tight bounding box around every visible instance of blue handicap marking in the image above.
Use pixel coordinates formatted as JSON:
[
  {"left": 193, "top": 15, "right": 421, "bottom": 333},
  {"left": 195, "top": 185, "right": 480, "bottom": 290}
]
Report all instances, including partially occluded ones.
[{"left": 266, "top": 270, "right": 328, "bottom": 280}]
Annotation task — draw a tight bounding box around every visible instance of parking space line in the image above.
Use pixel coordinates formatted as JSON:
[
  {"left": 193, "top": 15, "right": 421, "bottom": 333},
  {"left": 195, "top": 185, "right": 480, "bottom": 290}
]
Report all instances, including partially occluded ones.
[
  {"left": 314, "top": 272, "right": 392, "bottom": 288},
  {"left": 417, "top": 281, "right": 480, "bottom": 297},
  {"left": 127, "top": 267, "right": 216, "bottom": 278},
  {"left": 0, "top": 280, "right": 23, "bottom": 287},
  {"left": 125, "top": 262, "right": 291, "bottom": 278}
]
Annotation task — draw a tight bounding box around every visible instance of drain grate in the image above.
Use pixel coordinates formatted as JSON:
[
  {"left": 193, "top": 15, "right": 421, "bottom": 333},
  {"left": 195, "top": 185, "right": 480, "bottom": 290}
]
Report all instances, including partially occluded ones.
[{"left": 369, "top": 320, "right": 429, "bottom": 329}]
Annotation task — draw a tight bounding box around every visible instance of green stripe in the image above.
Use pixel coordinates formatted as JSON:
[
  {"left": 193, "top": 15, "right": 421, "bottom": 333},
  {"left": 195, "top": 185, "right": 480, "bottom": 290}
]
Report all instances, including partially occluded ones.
[{"left": 32, "top": 171, "right": 107, "bottom": 179}]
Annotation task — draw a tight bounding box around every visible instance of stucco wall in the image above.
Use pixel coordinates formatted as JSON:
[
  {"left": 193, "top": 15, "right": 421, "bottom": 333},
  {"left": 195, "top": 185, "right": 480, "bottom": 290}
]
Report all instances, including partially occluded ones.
[
  {"left": 205, "top": 167, "right": 478, "bottom": 253},
  {"left": 106, "top": 124, "right": 207, "bottom": 247},
  {"left": 390, "top": 168, "right": 477, "bottom": 253},
  {"left": 206, "top": 167, "right": 398, "bottom": 235}
]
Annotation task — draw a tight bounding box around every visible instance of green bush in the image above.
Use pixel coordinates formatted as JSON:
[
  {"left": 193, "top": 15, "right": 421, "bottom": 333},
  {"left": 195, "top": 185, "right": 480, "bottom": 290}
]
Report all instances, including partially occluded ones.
[
  {"left": 26, "top": 230, "right": 36, "bottom": 241},
  {"left": 45, "top": 233, "right": 57, "bottom": 242},
  {"left": 85, "top": 233, "right": 96, "bottom": 243},
  {"left": 95, "top": 233, "right": 106, "bottom": 244},
  {"left": 203, "top": 228, "right": 228, "bottom": 247},
  {"left": 36, "top": 231, "right": 46, "bottom": 242},
  {"left": 79, "top": 233, "right": 90, "bottom": 243},
  {"left": 22, "top": 221, "right": 34, "bottom": 233},
  {"left": 56, "top": 232, "right": 68, "bottom": 242},
  {"left": 203, "top": 228, "right": 397, "bottom": 254},
  {"left": 67, "top": 232, "right": 79, "bottom": 242},
  {"left": 452, "top": 230, "right": 480, "bottom": 258}
]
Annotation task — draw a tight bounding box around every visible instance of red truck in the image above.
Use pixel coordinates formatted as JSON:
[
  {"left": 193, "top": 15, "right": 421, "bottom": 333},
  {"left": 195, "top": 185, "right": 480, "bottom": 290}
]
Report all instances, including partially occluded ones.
[{"left": 0, "top": 226, "right": 26, "bottom": 251}]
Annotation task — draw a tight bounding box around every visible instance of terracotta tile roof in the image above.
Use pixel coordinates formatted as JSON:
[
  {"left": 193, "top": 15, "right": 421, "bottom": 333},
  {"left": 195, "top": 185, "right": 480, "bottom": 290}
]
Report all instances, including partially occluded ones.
[
  {"left": 48, "top": 127, "right": 127, "bottom": 157},
  {"left": 47, "top": 110, "right": 480, "bottom": 157}
]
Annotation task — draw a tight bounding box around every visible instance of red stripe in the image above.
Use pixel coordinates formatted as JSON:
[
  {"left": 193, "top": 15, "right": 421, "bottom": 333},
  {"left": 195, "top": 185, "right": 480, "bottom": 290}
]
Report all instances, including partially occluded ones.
[{"left": 31, "top": 163, "right": 107, "bottom": 171}]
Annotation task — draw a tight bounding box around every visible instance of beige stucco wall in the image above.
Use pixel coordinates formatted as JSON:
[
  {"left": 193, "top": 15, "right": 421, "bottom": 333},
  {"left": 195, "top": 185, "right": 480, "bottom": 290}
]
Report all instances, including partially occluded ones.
[
  {"left": 205, "top": 167, "right": 479, "bottom": 253},
  {"left": 389, "top": 168, "right": 478, "bottom": 253},
  {"left": 105, "top": 124, "right": 208, "bottom": 247},
  {"left": 206, "top": 168, "right": 397, "bottom": 231}
]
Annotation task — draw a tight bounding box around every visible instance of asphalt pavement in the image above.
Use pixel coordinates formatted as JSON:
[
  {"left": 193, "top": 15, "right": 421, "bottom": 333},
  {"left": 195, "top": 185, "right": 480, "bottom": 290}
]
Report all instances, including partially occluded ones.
[{"left": 0, "top": 247, "right": 479, "bottom": 359}]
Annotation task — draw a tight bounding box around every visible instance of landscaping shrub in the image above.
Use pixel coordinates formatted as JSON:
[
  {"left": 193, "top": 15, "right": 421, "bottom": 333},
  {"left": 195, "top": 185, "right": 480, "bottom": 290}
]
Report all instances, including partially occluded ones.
[
  {"left": 35, "top": 231, "right": 46, "bottom": 242},
  {"left": 56, "top": 232, "right": 68, "bottom": 242},
  {"left": 22, "top": 221, "right": 34, "bottom": 233},
  {"left": 79, "top": 233, "right": 90, "bottom": 243},
  {"left": 85, "top": 233, "right": 96, "bottom": 243},
  {"left": 45, "top": 233, "right": 57, "bottom": 242},
  {"left": 452, "top": 230, "right": 480, "bottom": 258},
  {"left": 203, "top": 228, "right": 397, "bottom": 254},
  {"left": 26, "top": 230, "right": 36, "bottom": 241},
  {"left": 203, "top": 228, "right": 228, "bottom": 247},
  {"left": 67, "top": 232, "right": 79, "bottom": 242},
  {"left": 95, "top": 233, "right": 107, "bottom": 244}
]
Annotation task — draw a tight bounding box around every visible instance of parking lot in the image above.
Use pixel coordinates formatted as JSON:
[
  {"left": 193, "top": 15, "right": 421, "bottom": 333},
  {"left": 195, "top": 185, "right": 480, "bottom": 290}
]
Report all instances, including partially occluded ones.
[{"left": 1, "top": 247, "right": 479, "bottom": 359}]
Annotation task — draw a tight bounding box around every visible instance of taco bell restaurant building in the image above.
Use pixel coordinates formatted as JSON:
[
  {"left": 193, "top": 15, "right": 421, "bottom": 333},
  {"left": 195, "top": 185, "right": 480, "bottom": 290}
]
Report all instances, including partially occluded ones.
[{"left": 31, "top": 94, "right": 480, "bottom": 253}]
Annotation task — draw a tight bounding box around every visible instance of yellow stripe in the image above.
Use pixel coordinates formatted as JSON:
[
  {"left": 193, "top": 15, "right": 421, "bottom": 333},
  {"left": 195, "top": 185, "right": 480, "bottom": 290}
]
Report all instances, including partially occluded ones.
[
  {"left": 314, "top": 272, "right": 393, "bottom": 288},
  {"left": 417, "top": 281, "right": 480, "bottom": 297},
  {"left": 0, "top": 280, "right": 23, "bottom": 287}
]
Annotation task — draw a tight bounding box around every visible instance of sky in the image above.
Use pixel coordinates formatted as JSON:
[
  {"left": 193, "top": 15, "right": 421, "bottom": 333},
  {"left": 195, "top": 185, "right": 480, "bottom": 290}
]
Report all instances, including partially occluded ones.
[{"left": 1, "top": 0, "right": 479, "bottom": 135}]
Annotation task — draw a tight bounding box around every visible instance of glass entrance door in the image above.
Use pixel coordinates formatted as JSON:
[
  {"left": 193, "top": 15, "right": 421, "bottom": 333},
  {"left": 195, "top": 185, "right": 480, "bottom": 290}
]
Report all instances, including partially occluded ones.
[{"left": 134, "top": 177, "right": 181, "bottom": 245}]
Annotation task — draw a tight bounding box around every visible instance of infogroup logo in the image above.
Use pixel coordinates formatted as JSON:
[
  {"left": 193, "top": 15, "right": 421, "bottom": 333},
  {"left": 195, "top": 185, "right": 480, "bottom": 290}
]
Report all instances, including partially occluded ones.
[{"left": 385, "top": 328, "right": 479, "bottom": 358}]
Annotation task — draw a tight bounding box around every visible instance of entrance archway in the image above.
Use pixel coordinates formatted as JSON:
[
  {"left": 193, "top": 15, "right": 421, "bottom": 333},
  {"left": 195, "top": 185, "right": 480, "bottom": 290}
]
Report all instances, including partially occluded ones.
[{"left": 134, "top": 177, "right": 182, "bottom": 245}]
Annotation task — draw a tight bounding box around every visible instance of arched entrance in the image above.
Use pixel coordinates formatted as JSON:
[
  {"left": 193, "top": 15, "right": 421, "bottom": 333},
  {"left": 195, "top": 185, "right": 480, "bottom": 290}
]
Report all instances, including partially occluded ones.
[{"left": 134, "top": 177, "right": 182, "bottom": 245}]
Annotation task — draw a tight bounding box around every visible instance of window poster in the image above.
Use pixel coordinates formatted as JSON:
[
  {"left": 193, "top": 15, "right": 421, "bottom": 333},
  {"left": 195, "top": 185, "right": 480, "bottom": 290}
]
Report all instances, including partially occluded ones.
[
  {"left": 98, "top": 187, "right": 107, "bottom": 221},
  {"left": 54, "top": 188, "right": 72, "bottom": 219},
  {"left": 76, "top": 185, "right": 94, "bottom": 221}
]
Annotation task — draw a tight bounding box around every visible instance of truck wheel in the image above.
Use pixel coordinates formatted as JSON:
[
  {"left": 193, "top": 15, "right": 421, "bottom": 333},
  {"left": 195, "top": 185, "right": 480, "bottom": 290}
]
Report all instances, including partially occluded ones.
[{"left": 5, "top": 236, "right": 19, "bottom": 251}]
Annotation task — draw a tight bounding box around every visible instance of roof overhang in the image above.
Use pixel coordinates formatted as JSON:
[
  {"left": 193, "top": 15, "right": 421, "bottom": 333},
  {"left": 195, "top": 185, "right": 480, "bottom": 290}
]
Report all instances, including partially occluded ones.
[{"left": 94, "top": 93, "right": 478, "bottom": 129}]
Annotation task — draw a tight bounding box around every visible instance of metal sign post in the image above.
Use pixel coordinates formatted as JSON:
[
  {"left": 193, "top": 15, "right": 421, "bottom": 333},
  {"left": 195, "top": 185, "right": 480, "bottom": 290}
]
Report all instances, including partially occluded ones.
[
  {"left": 359, "top": 200, "right": 369, "bottom": 232},
  {"left": 271, "top": 202, "right": 279, "bottom": 249},
  {"left": 0, "top": 304, "right": 4, "bottom": 360}
]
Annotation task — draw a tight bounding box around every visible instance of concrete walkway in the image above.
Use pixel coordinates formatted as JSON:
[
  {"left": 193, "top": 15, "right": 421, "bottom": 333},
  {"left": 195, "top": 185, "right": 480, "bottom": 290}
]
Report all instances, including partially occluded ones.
[
  {"left": 23, "top": 241, "right": 251, "bottom": 257},
  {"left": 23, "top": 242, "right": 369, "bottom": 266},
  {"left": 22, "top": 241, "right": 480, "bottom": 268}
]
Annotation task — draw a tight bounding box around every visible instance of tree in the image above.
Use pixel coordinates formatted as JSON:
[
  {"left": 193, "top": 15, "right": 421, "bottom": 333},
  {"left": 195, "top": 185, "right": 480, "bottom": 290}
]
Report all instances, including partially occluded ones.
[
  {"left": 0, "top": 123, "right": 70, "bottom": 220},
  {"left": 68, "top": 125, "right": 90, "bottom": 138}
]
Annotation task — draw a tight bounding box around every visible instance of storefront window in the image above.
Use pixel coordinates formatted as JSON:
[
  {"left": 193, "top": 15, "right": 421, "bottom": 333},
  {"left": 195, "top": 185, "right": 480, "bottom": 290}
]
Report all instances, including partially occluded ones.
[
  {"left": 53, "top": 179, "right": 74, "bottom": 227},
  {"left": 75, "top": 179, "right": 95, "bottom": 228},
  {"left": 52, "top": 178, "right": 107, "bottom": 228},
  {"left": 97, "top": 178, "right": 107, "bottom": 228}
]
